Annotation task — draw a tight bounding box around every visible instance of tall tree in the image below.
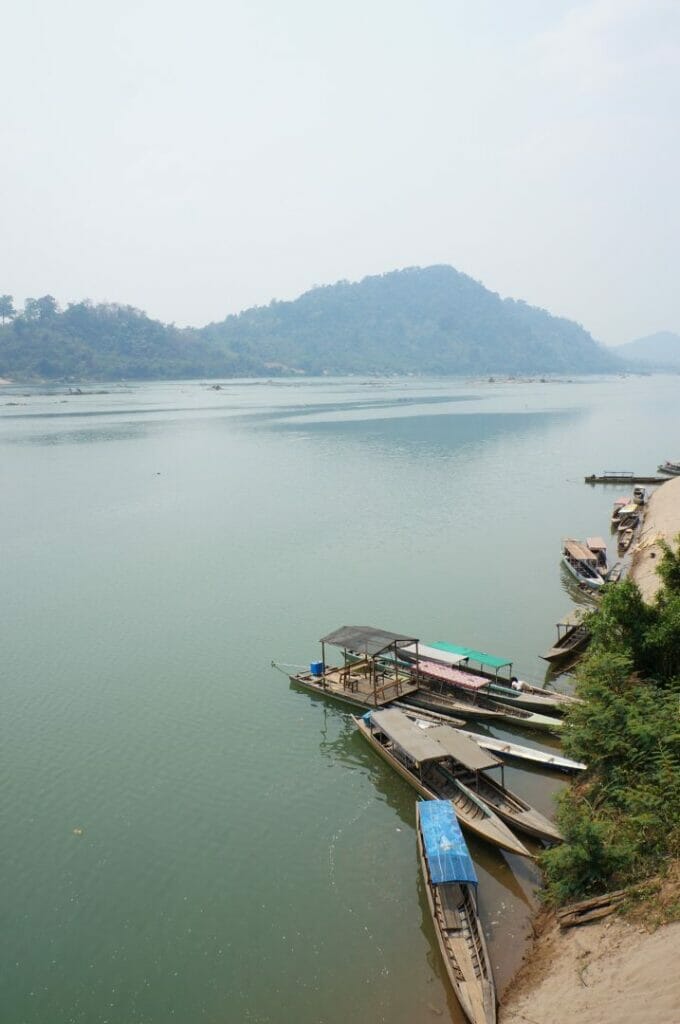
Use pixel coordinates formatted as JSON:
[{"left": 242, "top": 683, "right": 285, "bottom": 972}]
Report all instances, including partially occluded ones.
[{"left": 0, "top": 294, "right": 15, "bottom": 324}]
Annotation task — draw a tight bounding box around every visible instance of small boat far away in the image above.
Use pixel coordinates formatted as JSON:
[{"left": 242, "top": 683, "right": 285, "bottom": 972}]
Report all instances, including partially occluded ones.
[{"left": 417, "top": 800, "right": 497, "bottom": 1024}]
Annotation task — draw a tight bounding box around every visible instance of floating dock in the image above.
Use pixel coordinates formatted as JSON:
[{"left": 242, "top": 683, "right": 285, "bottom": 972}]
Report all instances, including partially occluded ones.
[{"left": 585, "top": 473, "right": 667, "bottom": 485}]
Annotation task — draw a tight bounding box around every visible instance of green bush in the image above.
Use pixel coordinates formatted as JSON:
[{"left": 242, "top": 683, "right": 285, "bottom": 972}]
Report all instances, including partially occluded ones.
[{"left": 541, "top": 538, "right": 680, "bottom": 904}]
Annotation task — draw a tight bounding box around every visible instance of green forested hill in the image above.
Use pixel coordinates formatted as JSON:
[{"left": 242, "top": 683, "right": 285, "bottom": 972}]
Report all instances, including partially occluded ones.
[{"left": 0, "top": 266, "right": 619, "bottom": 381}]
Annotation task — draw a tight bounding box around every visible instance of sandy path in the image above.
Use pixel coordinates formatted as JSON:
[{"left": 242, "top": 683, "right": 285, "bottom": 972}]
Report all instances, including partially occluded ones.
[{"left": 629, "top": 475, "right": 680, "bottom": 602}]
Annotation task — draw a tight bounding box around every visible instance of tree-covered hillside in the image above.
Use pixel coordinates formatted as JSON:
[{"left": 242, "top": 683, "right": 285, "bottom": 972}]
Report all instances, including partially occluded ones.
[
  {"left": 0, "top": 296, "right": 256, "bottom": 380},
  {"left": 202, "top": 266, "right": 618, "bottom": 375},
  {"left": 0, "top": 267, "right": 619, "bottom": 381}
]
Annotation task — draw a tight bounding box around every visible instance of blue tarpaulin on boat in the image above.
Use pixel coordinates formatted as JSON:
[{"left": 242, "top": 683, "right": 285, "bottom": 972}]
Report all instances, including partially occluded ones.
[{"left": 419, "top": 801, "right": 478, "bottom": 886}]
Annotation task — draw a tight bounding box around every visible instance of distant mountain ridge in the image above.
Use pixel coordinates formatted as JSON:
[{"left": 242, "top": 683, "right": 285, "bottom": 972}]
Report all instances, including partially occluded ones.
[
  {"left": 0, "top": 266, "right": 620, "bottom": 380},
  {"left": 614, "top": 331, "right": 680, "bottom": 368}
]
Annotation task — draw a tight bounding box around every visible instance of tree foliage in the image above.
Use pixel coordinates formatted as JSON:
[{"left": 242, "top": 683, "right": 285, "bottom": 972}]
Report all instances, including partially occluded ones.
[
  {"left": 541, "top": 539, "right": 680, "bottom": 903},
  {"left": 0, "top": 267, "right": 621, "bottom": 381}
]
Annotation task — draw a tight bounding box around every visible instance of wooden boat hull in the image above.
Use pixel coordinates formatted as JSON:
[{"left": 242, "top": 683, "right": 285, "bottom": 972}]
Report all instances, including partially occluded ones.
[
  {"left": 561, "top": 554, "right": 605, "bottom": 589},
  {"left": 417, "top": 814, "right": 497, "bottom": 1024},
  {"left": 456, "top": 776, "right": 563, "bottom": 844},
  {"left": 541, "top": 625, "right": 590, "bottom": 663},
  {"left": 479, "top": 684, "right": 575, "bottom": 716},
  {"left": 406, "top": 683, "right": 564, "bottom": 734},
  {"left": 454, "top": 729, "right": 586, "bottom": 773},
  {"left": 353, "top": 716, "right": 532, "bottom": 858}
]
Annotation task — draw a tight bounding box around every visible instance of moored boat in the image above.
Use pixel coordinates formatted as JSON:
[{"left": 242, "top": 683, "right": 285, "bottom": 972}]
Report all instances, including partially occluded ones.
[
  {"left": 586, "top": 536, "right": 608, "bottom": 574},
  {"left": 407, "top": 659, "right": 564, "bottom": 733},
  {"left": 454, "top": 729, "right": 586, "bottom": 773},
  {"left": 611, "top": 496, "right": 631, "bottom": 527},
  {"left": 407, "top": 717, "right": 563, "bottom": 843},
  {"left": 541, "top": 608, "right": 590, "bottom": 665},
  {"left": 354, "top": 708, "right": 532, "bottom": 857},
  {"left": 618, "top": 526, "right": 635, "bottom": 552},
  {"left": 561, "top": 538, "right": 605, "bottom": 589},
  {"left": 404, "top": 708, "right": 587, "bottom": 773},
  {"left": 658, "top": 460, "right": 680, "bottom": 476},
  {"left": 417, "top": 800, "right": 497, "bottom": 1024},
  {"left": 402, "top": 647, "right": 577, "bottom": 715},
  {"left": 286, "top": 625, "right": 421, "bottom": 710}
]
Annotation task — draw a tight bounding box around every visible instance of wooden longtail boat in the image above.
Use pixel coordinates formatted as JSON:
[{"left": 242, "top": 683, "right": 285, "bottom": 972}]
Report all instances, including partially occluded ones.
[
  {"left": 401, "top": 708, "right": 587, "bottom": 773},
  {"left": 354, "top": 709, "right": 532, "bottom": 857},
  {"left": 541, "top": 609, "right": 590, "bottom": 665},
  {"left": 411, "top": 720, "right": 563, "bottom": 843},
  {"left": 404, "top": 709, "right": 586, "bottom": 773},
  {"left": 562, "top": 539, "right": 605, "bottom": 589},
  {"left": 408, "top": 653, "right": 577, "bottom": 716},
  {"left": 618, "top": 527, "right": 635, "bottom": 552},
  {"left": 454, "top": 729, "right": 586, "bottom": 774},
  {"left": 405, "top": 664, "right": 564, "bottom": 734},
  {"left": 417, "top": 800, "right": 497, "bottom": 1024},
  {"left": 404, "top": 642, "right": 580, "bottom": 713}
]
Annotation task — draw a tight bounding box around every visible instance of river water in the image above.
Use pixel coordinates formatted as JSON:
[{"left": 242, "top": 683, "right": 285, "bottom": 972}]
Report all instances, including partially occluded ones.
[{"left": 2, "top": 374, "right": 678, "bottom": 1024}]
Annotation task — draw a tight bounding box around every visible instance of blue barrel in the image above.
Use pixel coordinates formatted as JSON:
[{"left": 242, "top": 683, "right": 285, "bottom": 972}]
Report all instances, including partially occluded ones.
[{"left": 310, "top": 661, "right": 324, "bottom": 677}]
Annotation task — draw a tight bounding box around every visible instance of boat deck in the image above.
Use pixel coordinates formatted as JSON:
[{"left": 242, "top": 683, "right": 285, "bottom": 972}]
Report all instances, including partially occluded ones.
[{"left": 293, "top": 665, "right": 419, "bottom": 708}]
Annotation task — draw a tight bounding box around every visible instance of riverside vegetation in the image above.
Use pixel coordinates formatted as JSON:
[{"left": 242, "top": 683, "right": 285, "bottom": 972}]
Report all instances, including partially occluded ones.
[
  {"left": 0, "top": 266, "right": 619, "bottom": 381},
  {"left": 540, "top": 537, "right": 680, "bottom": 907}
]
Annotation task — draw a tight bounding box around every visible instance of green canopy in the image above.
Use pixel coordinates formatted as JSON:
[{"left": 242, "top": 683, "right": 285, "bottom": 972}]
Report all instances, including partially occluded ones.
[{"left": 429, "top": 641, "right": 512, "bottom": 672}]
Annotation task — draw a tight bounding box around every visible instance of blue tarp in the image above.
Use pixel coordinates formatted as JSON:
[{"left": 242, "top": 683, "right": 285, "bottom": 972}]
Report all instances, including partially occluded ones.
[{"left": 419, "top": 800, "right": 478, "bottom": 886}]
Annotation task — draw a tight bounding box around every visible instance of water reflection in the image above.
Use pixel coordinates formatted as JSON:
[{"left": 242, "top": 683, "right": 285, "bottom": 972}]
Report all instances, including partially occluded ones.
[
  {"left": 268, "top": 409, "right": 581, "bottom": 464},
  {"left": 9, "top": 422, "right": 152, "bottom": 445}
]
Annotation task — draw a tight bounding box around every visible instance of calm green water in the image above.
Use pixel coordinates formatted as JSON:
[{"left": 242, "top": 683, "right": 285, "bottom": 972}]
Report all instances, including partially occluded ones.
[{"left": 2, "top": 374, "right": 678, "bottom": 1024}]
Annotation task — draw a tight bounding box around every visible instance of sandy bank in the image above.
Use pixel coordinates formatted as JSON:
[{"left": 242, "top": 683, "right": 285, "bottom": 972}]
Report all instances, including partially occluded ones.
[
  {"left": 630, "top": 476, "right": 680, "bottom": 602},
  {"left": 500, "top": 915, "right": 680, "bottom": 1024}
]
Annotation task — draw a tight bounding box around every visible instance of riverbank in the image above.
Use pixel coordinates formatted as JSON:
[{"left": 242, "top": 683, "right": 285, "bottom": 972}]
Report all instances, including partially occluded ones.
[
  {"left": 630, "top": 475, "right": 680, "bottom": 601},
  {"left": 500, "top": 912, "right": 680, "bottom": 1024},
  {"left": 500, "top": 474, "right": 680, "bottom": 1023}
]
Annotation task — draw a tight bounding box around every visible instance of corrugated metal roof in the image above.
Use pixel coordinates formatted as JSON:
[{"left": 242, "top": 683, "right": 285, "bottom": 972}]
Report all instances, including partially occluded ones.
[
  {"left": 418, "top": 800, "right": 478, "bottom": 886},
  {"left": 429, "top": 641, "right": 512, "bottom": 670},
  {"left": 586, "top": 537, "right": 607, "bottom": 550},
  {"left": 401, "top": 643, "right": 468, "bottom": 667},
  {"left": 564, "top": 540, "right": 596, "bottom": 562},
  {"left": 368, "top": 708, "right": 445, "bottom": 765},
  {"left": 427, "top": 725, "right": 501, "bottom": 771},
  {"left": 320, "top": 626, "right": 418, "bottom": 656}
]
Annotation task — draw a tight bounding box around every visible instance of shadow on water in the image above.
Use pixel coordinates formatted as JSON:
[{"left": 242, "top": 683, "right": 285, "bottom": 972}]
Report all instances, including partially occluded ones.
[
  {"left": 263, "top": 408, "right": 582, "bottom": 461},
  {"left": 7, "top": 422, "right": 153, "bottom": 445},
  {"left": 233, "top": 392, "right": 479, "bottom": 425}
]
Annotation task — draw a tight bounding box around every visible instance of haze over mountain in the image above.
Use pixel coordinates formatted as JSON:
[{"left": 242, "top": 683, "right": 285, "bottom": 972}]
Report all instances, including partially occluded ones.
[
  {"left": 614, "top": 331, "right": 680, "bottom": 369},
  {"left": 0, "top": 266, "right": 619, "bottom": 381}
]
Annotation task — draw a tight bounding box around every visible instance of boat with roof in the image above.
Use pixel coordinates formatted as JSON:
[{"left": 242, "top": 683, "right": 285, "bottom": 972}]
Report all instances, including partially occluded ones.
[
  {"left": 402, "top": 707, "right": 586, "bottom": 773},
  {"left": 285, "top": 626, "right": 422, "bottom": 711},
  {"left": 401, "top": 642, "right": 578, "bottom": 716},
  {"left": 353, "top": 707, "right": 533, "bottom": 856},
  {"left": 393, "top": 710, "right": 562, "bottom": 842},
  {"left": 611, "top": 496, "right": 631, "bottom": 527},
  {"left": 561, "top": 538, "right": 606, "bottom": 589},
  {"left": 416, "top": 800, "right": 497, "bottom": 1024},
  {"left": 658, "top": 460, "right": 680, "bottom": 475}
]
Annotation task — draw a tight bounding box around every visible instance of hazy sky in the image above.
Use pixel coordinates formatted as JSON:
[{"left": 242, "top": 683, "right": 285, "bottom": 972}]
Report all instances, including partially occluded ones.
[{"left": 2, "top": 1, "right": 678, "bottom": 344}]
